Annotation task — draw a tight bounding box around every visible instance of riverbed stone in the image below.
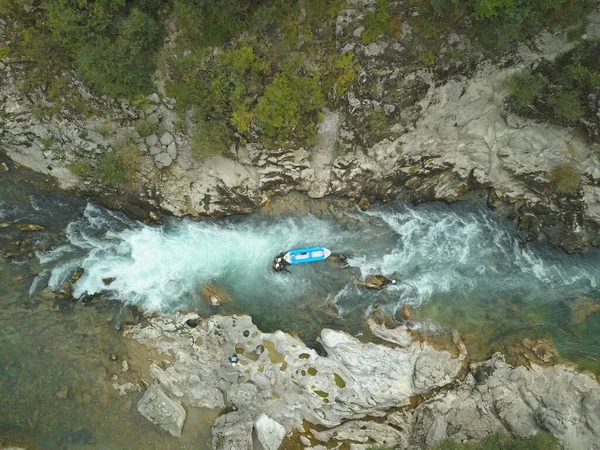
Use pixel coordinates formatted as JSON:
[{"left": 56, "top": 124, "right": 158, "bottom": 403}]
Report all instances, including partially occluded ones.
[
  {"left": 254, "top": 414, "right": 286, "bottom": 450},
  {"left": 137, "top": 384, "right": 186, "bottom": 437}
]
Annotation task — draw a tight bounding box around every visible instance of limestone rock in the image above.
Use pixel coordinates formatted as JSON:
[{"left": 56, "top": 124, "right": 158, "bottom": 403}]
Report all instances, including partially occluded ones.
[
  {"left": 137, "top": 384, "right": 186, "bottom": 437},
  {"left": 311, "top": 420, "right": 407, "bottom": 448},
  {"left": 155, "top": 153, "right": 173, "bottom": 169},
  {"left": 425, "top": 417, "right": 447, "bottom": 447},
  {"left": 254, "top": 414, "right": 286, "bottom": 450},
  {"left": 212, "top": 411, "right": 253, "bottom": 450},
  {"left": 166, "top": 141, "right": 177, "bottom": 160},
  {"left": 160, "top": 132, "right": 174, "bottom": 146},
  {"left": 145, "top": 134, "right": 158, "bottom": 146},
  {"left": 411, "top": 354, "right": 600, "bottom": 449}
]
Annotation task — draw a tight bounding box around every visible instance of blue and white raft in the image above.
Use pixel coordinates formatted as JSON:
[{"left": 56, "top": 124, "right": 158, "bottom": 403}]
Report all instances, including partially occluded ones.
[{"left": 283, "top": 247, "right": 332, "bottom": 265}]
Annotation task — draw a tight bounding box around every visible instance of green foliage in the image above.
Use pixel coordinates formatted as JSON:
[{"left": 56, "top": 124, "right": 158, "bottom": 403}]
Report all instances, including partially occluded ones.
[
  {"left": 548, "top": 90, "right": 583, "bottom": 121},
  {"left": 330, "top": 52, "right": 359, "bottom": 97},
  {"left": 173, "top": 0, "right": 265, "bottom": 47},
  {"left": 367, "top": 108, "right": 390, "bottom": 138},
  {"left": 191, "top": 121, "right": 231, "bottom": 160},
  {"left": 4, "top": 0, "right": 162, "bottom": 99},
  {"left": 135, "top": 117, "right": 160, "bottom": 137},
  {"left": 99, "top": 145, "right": 141, "bottom": 186},
  {"left": 75, "top": 8, "right": 161, "bottom": 97},
  {"left": 433, "top": 432, "right": 559, "bottom": 450},
  {"left": 361, "top": 0, "right": 392, "bottom": 44},
  {"left": 506, "top": 73, "right": 544, "bottom": 108},
  {"left": 254, "top": 68, "right": 324, "bottom": 140},
  {"left": 548, "top": 163, "right": 581, "bottom": 194},
  {"left": 69, "top": 160, "right": 93, "bottom": 177},
  {"left": 95, "top": 121, "right": 113, "bottom": 138},
  {"left": 425, "top": 0, "right": 590, "bottom": 51}
]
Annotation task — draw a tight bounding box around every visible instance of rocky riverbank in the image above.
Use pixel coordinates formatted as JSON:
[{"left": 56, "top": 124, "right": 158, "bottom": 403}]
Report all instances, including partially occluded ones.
[
  {"left": 119, "top": 313, "right": 600, "bottom": 450},
  {"left": 1, "top": 8, "right": 600, "bottom": 251}
]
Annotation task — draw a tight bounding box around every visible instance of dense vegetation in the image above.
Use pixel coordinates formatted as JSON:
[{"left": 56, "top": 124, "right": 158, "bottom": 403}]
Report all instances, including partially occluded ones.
[
  {"left": 506, "top": 40, "right": 600, "bottom": 140},
  {"left": 0, "top": 0, "right": 593, "bottom": 156},
  {"left": 432, "top": 432, "right": 559, "bottom": 450}
]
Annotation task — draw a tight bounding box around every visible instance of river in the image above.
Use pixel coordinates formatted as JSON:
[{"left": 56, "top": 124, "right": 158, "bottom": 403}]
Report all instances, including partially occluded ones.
[{"left": 1, "top": 156, "right": 599, "bottom": 448}]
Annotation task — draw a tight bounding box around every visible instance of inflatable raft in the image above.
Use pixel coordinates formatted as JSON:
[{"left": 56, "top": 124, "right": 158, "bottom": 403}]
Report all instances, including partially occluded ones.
[{"left": 283, "top": 247, "right": 332, "bottom": 265}]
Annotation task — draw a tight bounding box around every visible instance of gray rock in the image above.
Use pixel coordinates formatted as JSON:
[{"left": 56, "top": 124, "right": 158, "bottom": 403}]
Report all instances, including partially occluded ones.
[
  {"left": 146, "top": 134, "right": 159, "bottom": 147},
  {"left": 167, "top": 141, "right": 177, "bottom": 160},
  {"left": 425, "top": 417, "right": 447, "bottom": 447},
  {"left": 353, "top": 26, "right": 365, "bottom": 38},
  {"left": 137, "top": 384, "right": 186, "bottom": 437},
  {"left": 160, "top": 132, "right": 174, "bottom": 146},
  {"left": 212, "top": 411, "right": 253, "bottom": 450},
  {"left": 228, "top": 382, "right": 258, "bottom": 409},
  {"left": 254, "top": 414, "right": 286, "bottom": 450},
  {"left": 155, "top": 153, "right": 173, "bottom": 169},
  {"left": 411, "top": 354, "right": 600, "bottom": 449},
  {"left": 147, "top": 93, "right": 160, "bottom": 103},
  {"left": 311, "top": 420, "right": 407, "bottom": 448},
  {"left": 364, "top": 42, "right": 388, "bottom": 57},
  {"left": 149, "top": 145, "right": 161, "bottom": 155}
]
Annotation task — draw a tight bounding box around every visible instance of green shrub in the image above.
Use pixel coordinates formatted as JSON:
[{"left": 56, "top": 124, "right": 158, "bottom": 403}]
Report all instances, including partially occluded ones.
[
  {"left": 330, "top": 52, "right": 359, "bottom": 97},
  {"left": 69, "top": 160, "right": 92, "bottom": 177},
  {"left": 99, "top": 145, "right": 141, "bottom": 186},
  {"left": 75, "top": 8, "right": 160, "bottom": 98},
  {"left": 506, "top": 73, "right": 544, "bottom": 108},
  {"left": 548, "top": 163, "right": 581, "bottom": 194},
  {"left": 135, "top": 117, "right": 160, "bottom": 137},
  {"left": 191, "top": 121, "right": 231, "bottom": 160},
  {"left": 95, "top": 121, "right": 113, "bottom": 138},
  {"left": 361, "top": 0, "right": 392, "bottom": 44},
  {"left": 254, "top": 69, "right": 324, "bottom": 139},
  {"left": 367, "top": 109, "right": 390, "bottom": 138},
  {"left": 548, "top": 90, "right": 583, "bottom": 121}
]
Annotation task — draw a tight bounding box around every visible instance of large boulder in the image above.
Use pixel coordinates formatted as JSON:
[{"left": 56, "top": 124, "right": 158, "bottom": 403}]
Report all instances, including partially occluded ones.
[
  {"left": 254, "top": 414, "right": 286, "bottom": 450},
  {"left": 137, "top": 384, "right": 186, "bottom": 437}
]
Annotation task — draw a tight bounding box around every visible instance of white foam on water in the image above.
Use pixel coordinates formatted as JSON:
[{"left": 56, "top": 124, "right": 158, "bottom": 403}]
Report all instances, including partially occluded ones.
[
  {"left": 38, "top": 202, "right": 600, "bottom": 316},
  {"left": 40, "top": 203, "right": 355, "bottom": 312}
]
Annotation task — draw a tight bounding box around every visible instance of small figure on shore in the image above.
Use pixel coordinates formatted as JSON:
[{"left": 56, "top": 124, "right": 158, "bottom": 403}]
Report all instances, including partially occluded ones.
[{"left": 228, "top": 353, "right": 239, "bottom": 366}]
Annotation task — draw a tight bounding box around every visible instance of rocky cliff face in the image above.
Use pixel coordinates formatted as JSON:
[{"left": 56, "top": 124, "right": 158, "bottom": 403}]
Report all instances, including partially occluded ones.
[
  {"left": 2, "top": 11, "right": 600, "bottom": 250},
  {"left": 123, "top": 314, "right": 600, "bottom": 450}
]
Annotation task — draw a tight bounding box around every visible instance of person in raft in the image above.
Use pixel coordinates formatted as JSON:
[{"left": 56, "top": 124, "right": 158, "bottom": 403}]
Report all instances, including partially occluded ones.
[{"left": 272, "top": 252, "right": 290, "bottom": 273}]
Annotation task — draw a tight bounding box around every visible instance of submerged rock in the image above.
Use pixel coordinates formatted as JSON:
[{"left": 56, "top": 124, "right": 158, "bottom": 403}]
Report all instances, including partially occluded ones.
[
  {"left": 17, "top": 224, "right": 45, "bottom": 232},
  {"left": 137, "top": 384, "right": 186, "bottom": 437},
  {"left": 200, "top": 284, "right": 233, "bottom": 307},
  {"left": 357, "top": 274, "right": 396, "bottom": 290}
]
